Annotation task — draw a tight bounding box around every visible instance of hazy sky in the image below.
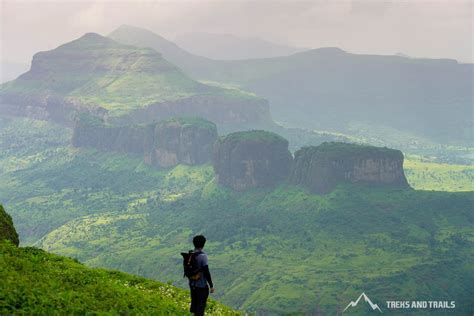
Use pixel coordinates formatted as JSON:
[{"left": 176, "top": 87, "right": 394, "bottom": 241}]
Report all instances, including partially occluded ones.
[{"left": 1, "top": 0, "right": 473, "bottom": 65}]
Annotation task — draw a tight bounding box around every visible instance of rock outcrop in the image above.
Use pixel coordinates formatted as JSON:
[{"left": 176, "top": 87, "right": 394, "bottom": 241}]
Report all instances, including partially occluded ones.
[
  {"left": 0, "top": 205, "right": 19, "bottom": 246},
  {"left": 144, "top": 118, "right": 217, "bottom": 167},
  {"left": 72, "top": 114, "right": 146, "bottom": 153},
  {"left": 72, "top": 114, "right": 217, "bottom": 168},
  {"left": 290, "top": 142, "right": 409, "bottom": 194},
  {"left": 110, "top": 94, "right": 272, "bottom": 129},
  {"left": 213, "top": 130, "right": 293, "bottom": 190}
]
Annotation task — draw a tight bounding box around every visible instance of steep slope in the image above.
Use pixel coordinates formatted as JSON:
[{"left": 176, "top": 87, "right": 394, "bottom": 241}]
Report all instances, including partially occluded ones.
[
  {"left": 290, "top": 142, "right": 409, "bottom": 194},
  {"left": 72, "top": 115, "right": 218, "bottom": 168},
  {"left": 0, "top": 241, "right": 236, "bottom": 314},
  {"left": 109, "top": 25, "right": 473, "bottom": 146},
  {"left": 0, "top": 32, "right": 271, "bottom": 128},
  {"left": 175, "top": 32, "right": 305, "bottom": 60},
  {"left": 0, "top": 205, "right": 236, "bottom": 314},
  {"left": 144, "top": 117, "right": 218, "bottom": 167},
  {"left": 213, "top": 130, "right": 292, "bottom": 190},
  {"left": 0, "top": 204, "right": 19, "bottom": 246}
]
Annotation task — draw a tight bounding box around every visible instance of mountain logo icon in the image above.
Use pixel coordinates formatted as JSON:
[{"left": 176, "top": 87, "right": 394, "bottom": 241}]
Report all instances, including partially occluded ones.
[{"left": 343, "top": 292, "right": 383, "bottom": 313}]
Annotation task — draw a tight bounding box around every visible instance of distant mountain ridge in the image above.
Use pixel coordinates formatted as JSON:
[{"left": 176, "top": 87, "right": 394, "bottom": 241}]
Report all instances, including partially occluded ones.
[
  {"left": 109, "top": 25, "right": 473, "bottom": 146},
  {"left": 175, "top": 32, "right": 306, "bottom": 60}
]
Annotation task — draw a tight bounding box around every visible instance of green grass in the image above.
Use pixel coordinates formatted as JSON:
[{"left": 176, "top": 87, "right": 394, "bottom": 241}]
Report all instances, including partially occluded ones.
[
  {"left": 219, "top": 130, "right": 288, "bottom": 144},
  {"left": 158, "top": 117, "right": 217, "bottom": 131},
  {"left": 0, "top": 205, "right": 19, "bottom": 246},
  {"left": 404, "top": 157, "right": 474, "bottom": 192},
  {"left": 69, "top": 72, "right": 207, "bottom": 116},
  {"left": 0, "top": 241, "right": 237, "bottom": 315},
  {"left": 1, "top": 116, "right": 473, "bottom": 314},
  {"left": 295, "top": 141, "right": 402, "bottom": 159}
]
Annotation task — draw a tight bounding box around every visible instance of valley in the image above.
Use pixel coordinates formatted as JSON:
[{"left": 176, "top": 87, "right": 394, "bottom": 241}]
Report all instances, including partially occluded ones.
[{"left": 1, "top": 116, "right": 472, "bottom": 314}]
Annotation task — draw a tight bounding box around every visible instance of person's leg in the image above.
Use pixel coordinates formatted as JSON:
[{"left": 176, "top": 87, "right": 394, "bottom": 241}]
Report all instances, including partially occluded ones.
[
  {"left": 190, "top": 286, "right": 197, "bottom": 314},
  {"left": 194, "top": 286, "right": 209, "bottom": 316}
]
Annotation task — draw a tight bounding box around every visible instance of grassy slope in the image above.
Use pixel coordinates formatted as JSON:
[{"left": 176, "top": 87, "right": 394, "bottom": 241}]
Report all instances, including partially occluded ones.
[
  {"left": 1, "top": 116, "right": 473, "bottom": 314},
  {"left": 404, "top": 158, "right": 474, "bottom": 192},
  {"left": 0, "top": 241, "right": 236, "bottom": 315}
]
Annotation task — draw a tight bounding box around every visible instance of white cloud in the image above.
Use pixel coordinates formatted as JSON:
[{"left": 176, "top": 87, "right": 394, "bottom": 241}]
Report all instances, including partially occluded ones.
[{"left": 1, "top": 0, "right": 472, "bottom": 63}]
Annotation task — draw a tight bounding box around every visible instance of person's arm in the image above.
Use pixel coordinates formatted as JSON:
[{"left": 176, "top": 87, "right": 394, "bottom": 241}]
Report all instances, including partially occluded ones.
[
  {"left": 200, "top": 254, "right": 214, "bottom": 291},
  {"left": 202, "top": 265, "right": 214, "bottom": 289}
]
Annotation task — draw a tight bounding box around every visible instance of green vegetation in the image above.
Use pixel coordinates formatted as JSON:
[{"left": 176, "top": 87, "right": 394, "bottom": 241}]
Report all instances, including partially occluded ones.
[
  {"left": 297, "top": 141, "right": 401, "bottom": 159},
  {"left": 74, "top": 112, "right": 107, "bottom": 127},
  {"left": 159, "top": 117, "right": 217, "bottom": 131},
  {"left": 0, "top": 116, "right": 214, "bottom": 244},
  {"left": 0, "top": 241, "right": 236, "bottom": 315},
  {"left": 404, "top": 157, "right": 474, "bottom": 192},
  {"left": 1, "top": 116, "right": 473, "bottom": 314},
  {"left": 343, "top": 121, "right": 474, "bottom": 164},
  {"left": 219, "top": 130, "right": 287, "bottom": 143},
  {"left": 34, "top": 181, "right": 473, "bottom": 315},
  {"left": 0, "top": 205, "right": 19, "bottom": 246}
]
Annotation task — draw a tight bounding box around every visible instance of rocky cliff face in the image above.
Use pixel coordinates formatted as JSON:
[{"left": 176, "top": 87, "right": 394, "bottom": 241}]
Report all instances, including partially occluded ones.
[
  {"left": 144, "top": 118, "right": 217, "bottom": 167},
  {"left": 72, "top": 114, "right": 146, "bottom": 153},
  {"left": 72, "top": 115, "right": 217, "bottom": 168},
  {"left": 0, "top": 205, "right": 19, "bottom": 246},
  {"left": 110, "top": 94, "right": 272, "bottom": 130},
  {"left": 213, "top": 130, "right": 293, "bottom": 190},
  {"left": 0, "top": 93, "right": 107, "bottom": 127},
  {"left": 290, "top": 142, "right": 409, "bottom": 194}
]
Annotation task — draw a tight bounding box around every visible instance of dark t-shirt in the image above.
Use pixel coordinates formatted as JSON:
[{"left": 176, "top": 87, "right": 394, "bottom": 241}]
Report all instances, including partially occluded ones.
[{"left": 189, "top": 250, "right": 213, "bottom": 288}]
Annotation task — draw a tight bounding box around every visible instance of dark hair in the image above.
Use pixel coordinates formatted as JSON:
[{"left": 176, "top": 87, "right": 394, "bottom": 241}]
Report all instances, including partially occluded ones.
[{"left": 193, "top": 235, "right": 206, "bottom": 249}]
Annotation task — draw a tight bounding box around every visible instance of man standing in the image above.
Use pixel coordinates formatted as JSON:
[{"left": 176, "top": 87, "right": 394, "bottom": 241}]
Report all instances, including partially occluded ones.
[{"left": 189, "top": 235, "right": 215, "bottom": 316}]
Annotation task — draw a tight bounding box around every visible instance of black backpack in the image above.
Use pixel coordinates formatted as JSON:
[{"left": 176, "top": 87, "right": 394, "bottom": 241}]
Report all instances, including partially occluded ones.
[{"left": 181, "top": 250, "right": 202, "bottom": 280}]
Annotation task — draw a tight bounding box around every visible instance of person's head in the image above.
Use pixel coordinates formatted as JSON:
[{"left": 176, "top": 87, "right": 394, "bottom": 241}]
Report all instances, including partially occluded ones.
[{"left": 193, "top": 235, "right": 206, "bottom": 249}]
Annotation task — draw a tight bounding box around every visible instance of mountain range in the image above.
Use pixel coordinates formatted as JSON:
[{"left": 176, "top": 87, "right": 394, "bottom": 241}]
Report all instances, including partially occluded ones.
[
  {"left": 0, "top": 32, "right": 271, "bottom": 129},
  {"left": 175, "top": 32, "right": 306, "bottom": 60},
  {"left": 109, "top": 25, "right": 473, "bottom": 146}
]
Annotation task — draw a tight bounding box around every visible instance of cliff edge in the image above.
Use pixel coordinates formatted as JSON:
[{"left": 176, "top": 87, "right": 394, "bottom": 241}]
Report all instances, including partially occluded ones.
[
  {"left": 290, "top": 142, "right": 409, "bottom": 194},
  {"left": 213, "top": 130, "right": 292, "bottom": 190}
]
